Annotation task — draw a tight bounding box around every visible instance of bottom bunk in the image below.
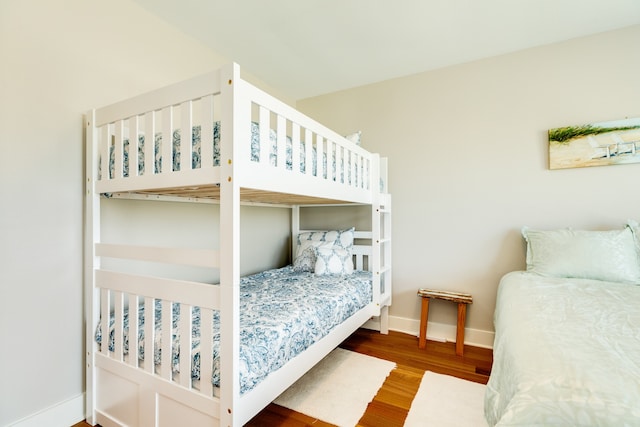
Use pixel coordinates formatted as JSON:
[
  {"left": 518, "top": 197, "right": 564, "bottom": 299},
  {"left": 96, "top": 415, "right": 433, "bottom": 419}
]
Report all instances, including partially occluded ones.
[{"left": 88, "top": 249, "right": 388, "bottom": 426}]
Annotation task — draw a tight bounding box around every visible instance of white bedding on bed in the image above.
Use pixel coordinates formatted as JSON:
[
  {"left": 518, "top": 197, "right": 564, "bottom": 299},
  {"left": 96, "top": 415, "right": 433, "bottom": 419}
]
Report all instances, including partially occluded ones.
[{"left": 485, "top": 271, "right": 640, "bottom": 426}]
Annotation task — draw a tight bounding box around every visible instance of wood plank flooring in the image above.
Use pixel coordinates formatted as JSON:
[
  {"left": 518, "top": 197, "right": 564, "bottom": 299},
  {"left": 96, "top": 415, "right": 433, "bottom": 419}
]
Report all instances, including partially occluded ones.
[{"left": 73, "top": 328, "right": 493, "bottom": 427}]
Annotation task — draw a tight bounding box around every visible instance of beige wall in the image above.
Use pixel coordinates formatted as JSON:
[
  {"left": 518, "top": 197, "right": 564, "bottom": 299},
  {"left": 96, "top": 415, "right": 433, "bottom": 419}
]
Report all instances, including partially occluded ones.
[
  {"left": 3, "top": 0, "right": 639, "bottom": 422},
  {"left": 297, "top": 25, "right": 640, "bottom": 343},
  {"left": 0, "top": 0, "right": 289, "bottom": 425}
]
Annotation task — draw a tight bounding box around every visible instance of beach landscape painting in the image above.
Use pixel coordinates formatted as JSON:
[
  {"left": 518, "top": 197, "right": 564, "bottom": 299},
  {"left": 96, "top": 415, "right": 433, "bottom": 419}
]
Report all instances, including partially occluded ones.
[{"left": 549, "top": 117, "right": 640, "bottom": 170}]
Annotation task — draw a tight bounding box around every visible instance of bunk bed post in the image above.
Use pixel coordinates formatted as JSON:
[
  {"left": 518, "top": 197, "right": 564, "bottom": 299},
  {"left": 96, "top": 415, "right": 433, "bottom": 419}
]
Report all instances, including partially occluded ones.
[
  {"left": 84, "top": 110, "right": 100, "bottom": 425},
  {"left": 219, "top": 62, "right": 244, "bottom": 427},
  {"left": 291, "top": 206, "right": 300, "bottom": 262}
]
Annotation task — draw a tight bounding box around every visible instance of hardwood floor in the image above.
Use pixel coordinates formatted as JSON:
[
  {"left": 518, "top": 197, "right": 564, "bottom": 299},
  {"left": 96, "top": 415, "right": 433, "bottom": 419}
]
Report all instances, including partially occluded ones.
[{"left": 74, "top": 329, "right": 493, "bottom": 427}]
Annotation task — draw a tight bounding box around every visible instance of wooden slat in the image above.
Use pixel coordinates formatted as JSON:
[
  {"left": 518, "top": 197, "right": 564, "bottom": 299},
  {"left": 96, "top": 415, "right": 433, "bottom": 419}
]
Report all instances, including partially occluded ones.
[
  {"left": 161, "top": 299, "right": 172, "bottom": 380},
  {"left": 94, "top": 70, "right": 221, "bottom": 127},
  {"left": 129, "top": 116, "right": 139, "bottom": 177},
  {"left": 201, "top": 95, "right": 214, "bottom": 168},
  {"left": 181, "top": 100, "right": 193, "bottom": 172},
  {"left": 100, "top": 288, "right": 110, "bottom": 356},
  {"left": 199, "top": 307, "right": 214, "bottom": 397},
  {"left": 291, "top": 123, "right": 300, "bottom": 173},
  {"left": 335, "top": 143, "right": 342, "bottom": 184},
  {"left": 128, "top": 294, "right": 140, "bottom": 368},
  {"left": 144, "top": 111, "right": 155, "bottom": 175},
  {"left": 317, "top": 136, "right": 324, "bottom": 179},
  {"left": 114, "top": 120, "right": 124, "bottom": 179},
  {"left": 417, "top": 289, "right": 473, "bottom": 304},
  {"left": 129, "top": 186, "right": 361, "bottom": 205},
  {"left": 144, "top": 296, "right": 155, "bottom": 374},
  {"left": 95, "top": 270, "right": 220, "bottom": 310},
  {"left": 259, "top": 106, "right": 269, "bottom": 164},
  {"left": 100, "top": 125, "right": 109, "bottom": 180},
  {"left": 96, "top": 243, "right": 219, "bottom": 268},
  {"left": 350, "top": 151, "right": 356, "bottom": 187},
  {"left": 325, "top": 138, "right": 333, "bottom": 181},
  {"left": 179, "top": 304, "right": 192, "bottom": 388},
  {"left": 276, "top": 115, "right": 286, "bottom": 170},
  {"left": 304, "top": 129, "right": 313, "bottom": 177},
  {"left": 162, "top": 106, "right": 174, "bottom": 173},
  {"left": 113, "top": 291, "right": 124, "bottom": 361}
]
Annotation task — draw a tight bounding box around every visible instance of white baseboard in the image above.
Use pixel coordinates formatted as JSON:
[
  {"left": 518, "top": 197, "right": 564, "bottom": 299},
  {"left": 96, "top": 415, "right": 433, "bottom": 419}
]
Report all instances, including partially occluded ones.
[
  {"left": 8, "top": 393, "right": 84, "bottom": 427},
  {"left": 388, "top": 315, "right": 495, "bottom": 349}
]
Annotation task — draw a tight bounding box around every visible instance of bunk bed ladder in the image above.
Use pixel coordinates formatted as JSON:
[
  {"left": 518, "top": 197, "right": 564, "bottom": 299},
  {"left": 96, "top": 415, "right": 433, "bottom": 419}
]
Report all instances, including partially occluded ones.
[{"left": 371, "top": 155, "right": 392, "bottom": 334}]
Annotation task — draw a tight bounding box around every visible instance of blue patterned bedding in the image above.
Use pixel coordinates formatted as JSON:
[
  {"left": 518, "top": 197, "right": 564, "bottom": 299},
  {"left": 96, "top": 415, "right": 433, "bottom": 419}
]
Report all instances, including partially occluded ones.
[
  {"left": 95, "top": 266, "right": 372, "bottom": 394},
  {"left": 103, "top": 122, "right": 362, "bottom": 185},
  {"left": 485, "top": 271, "right": 640, "bottom": 426}
]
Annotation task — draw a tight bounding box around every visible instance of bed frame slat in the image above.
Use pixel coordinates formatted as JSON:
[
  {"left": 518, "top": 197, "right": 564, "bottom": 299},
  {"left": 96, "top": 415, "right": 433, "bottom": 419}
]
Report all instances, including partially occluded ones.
[
  {"left": 179, "top": 303, "right": 193, "bottom": 388},
  {"left": 291, "top": 123, "right": 301, "bottom": 173},
  {"left": 128, "top": 294, "right": 139, "bottom": 368},
  {"left": 144, "top": 296, "right": 155, "bottom": 374},
  {"left": 276, "top": 115, "right": 286, "bottom": 170},
  {"left": 162, "top": 106, "right": 174, "bottom": 173},
  {"left": 95, "top": 270, "right": 220, "bottom": 310},
  {"left": 317, "top": 136, "right": 324, "bottom": 179},
  {"left": 199, "top": 307, "right": 214, "bottom": 397},
  {"left": 96, "top": 243, "right": 219, "bottom": 268},
  {"left": 181, "top": 100, "right": 193, "bottom": 172},
  {"left": 113, "top": 291, "right": 124, "bottom": 361},
  {"left": 201, "top": 95, "right": 214, "bottom": 168},
  {"left": 114, "top": 121, "right": 124, "bottom": 179},
  {"left": 258, "top": 106, "right": 269, "bottom": 164},
  {"left": 129, "top": 116, "right": 140, "bottom": 177},
  {"left": 100, "top": 288, "right": 110, "bottom": 356},
  {"left": 144, "top": 111, "right": 155, "bottom": 175},
  {"left": 161, "top": 299, "right": 172, "bottom": 380}
]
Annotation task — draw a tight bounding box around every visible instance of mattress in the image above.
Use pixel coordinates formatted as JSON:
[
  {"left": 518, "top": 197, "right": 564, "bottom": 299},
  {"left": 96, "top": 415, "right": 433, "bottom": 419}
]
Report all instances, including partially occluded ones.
[
  {"left": 95, "top": 266, "right": 372, "bottom": 394},
  {"left": 485, "top": 271, "right": 640, "bottom": 426},
  {"left": 103, "top": 122, "right": 366, "bottom": 186}
]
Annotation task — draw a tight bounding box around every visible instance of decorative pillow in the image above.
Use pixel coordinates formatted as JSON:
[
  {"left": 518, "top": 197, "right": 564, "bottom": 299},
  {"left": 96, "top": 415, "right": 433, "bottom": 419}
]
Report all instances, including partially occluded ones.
[
  {"left": 344, "top": 131, "right": 362, "bottom": 146},
  {"left": 297, "top": 227, "right": 355, "bottom": 251},
  {"left": 314, "top": 247, "right": 354, "bottom": 275},
  {"left": 294, "top": 228, "right": 355, "bottom": 272},
  {"left": 522, "top": 226, "right": 640, "bottom": 284},
  {"left": 292, "top": 246, "right": 316, "bottom": 272}
]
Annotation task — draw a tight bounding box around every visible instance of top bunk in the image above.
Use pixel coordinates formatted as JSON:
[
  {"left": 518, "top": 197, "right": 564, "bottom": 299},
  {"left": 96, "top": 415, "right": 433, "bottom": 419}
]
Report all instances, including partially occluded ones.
[{"left": 86, "top": 63, "right": 389, "bottom": 206}]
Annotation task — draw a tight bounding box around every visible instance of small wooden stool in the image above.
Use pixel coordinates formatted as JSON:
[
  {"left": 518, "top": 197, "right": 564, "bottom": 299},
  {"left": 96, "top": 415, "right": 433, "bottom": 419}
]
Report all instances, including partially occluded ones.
[{"left": 417, "top": 288, "right": 473, "bottom": 356}]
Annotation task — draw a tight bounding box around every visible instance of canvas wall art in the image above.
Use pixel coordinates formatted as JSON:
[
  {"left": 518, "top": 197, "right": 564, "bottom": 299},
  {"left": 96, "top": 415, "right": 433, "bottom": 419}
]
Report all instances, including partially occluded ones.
[{"left": 548, "top": 117, "right": 640, "bottom": 170}]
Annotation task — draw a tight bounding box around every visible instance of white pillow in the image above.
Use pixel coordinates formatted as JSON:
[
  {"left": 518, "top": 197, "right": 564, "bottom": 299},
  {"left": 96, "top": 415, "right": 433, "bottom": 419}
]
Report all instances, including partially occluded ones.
[
  {"left": 294, "top": 228, "right": 355, "bottom": 272},
  {"left": 297, "top": 227, "right": 355, "bottom": 250},
  {"left": 292, "top": 246, "right": 316, "bottom": 272},
  {"left": 522, "top": 226, "right": 640, "bottom": 284},
  {"left": 314, "top": 247, "right": 354, "bottom": 275},
  {"left": 344, "top": 131, "right": 362, "bottom": 146},
  {"left": 626, "top": 220, "right": 640, "bottom": 247}
]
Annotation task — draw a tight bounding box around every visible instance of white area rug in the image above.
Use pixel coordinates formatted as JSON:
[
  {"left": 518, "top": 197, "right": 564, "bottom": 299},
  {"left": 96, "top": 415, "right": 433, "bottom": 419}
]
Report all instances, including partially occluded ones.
[
  {"left": 274, "top": 348, "right": 396, "bottom": 427},
  {"left": 404, "top": 371, "right": 488, "bottom": 427}
]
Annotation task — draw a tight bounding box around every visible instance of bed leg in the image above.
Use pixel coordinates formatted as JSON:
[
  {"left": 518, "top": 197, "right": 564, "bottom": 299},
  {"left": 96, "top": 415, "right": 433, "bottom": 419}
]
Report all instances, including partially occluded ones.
[{"left": 379, "top": 305, "right": 389, "bottom": 334}]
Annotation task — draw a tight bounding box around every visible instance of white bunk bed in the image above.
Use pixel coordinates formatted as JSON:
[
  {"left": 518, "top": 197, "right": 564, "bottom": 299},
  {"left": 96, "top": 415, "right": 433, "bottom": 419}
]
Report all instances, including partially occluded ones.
[{"left": 84, "top": 63, "right": 392, "bottom": 427}]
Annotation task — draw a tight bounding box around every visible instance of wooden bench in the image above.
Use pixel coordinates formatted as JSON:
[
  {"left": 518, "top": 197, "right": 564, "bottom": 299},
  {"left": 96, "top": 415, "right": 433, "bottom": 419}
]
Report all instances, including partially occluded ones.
[{"left": 417, "top": 288, "right": 473, "bottom": 356}]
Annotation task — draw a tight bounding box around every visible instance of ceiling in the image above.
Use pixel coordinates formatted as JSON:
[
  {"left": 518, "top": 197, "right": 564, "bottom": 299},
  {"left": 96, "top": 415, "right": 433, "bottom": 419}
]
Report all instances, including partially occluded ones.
[{"left": 132, "top": 0, "right": 640, "bottom": 100}]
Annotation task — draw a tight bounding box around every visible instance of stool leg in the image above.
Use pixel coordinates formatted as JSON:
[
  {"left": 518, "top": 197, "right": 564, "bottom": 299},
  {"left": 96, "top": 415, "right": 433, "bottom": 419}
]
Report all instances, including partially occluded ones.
[
  {"left": 456, "top": 302, "right": 467, "bottom": 356},
  {"left": 419, "top": 297, "right": 430, "bottom": 349}
]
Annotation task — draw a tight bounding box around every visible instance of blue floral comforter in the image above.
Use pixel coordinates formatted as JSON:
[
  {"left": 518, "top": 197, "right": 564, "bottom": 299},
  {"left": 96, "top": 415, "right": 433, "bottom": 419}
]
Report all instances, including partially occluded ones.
[{"left": 95, "top": 266, "right": 372, "bottom": 394}]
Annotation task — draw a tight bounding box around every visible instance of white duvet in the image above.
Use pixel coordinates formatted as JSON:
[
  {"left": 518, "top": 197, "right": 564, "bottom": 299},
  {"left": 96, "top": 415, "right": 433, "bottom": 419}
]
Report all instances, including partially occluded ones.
[{"left": 485, "top": 271, "right": 640, "bottom": 426}]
